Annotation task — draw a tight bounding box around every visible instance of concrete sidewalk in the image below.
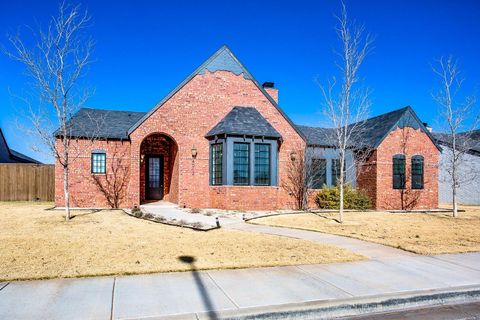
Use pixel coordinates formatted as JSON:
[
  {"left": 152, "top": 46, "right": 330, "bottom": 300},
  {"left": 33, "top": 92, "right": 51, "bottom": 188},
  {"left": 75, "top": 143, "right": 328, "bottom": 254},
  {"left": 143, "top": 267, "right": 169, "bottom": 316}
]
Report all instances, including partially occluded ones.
[{"left": 1, "top": 252, "right": 479, "bottom": 319}]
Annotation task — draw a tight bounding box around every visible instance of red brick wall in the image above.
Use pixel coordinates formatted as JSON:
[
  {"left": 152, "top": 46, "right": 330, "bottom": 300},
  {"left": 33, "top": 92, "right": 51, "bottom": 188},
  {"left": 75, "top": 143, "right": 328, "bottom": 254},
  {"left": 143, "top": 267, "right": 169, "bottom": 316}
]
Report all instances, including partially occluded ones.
[
  {"left": 356, "top": 150, "right": 378, "bottom": 208},
  {"left": 128, "top": 70, "right": 305, "bottom": 210},
  {"left": 55, "top": 139, "right": 132, "bottom": 208},
  {"left": 357, "top": 127, "right": 439, "bottom": 210}
]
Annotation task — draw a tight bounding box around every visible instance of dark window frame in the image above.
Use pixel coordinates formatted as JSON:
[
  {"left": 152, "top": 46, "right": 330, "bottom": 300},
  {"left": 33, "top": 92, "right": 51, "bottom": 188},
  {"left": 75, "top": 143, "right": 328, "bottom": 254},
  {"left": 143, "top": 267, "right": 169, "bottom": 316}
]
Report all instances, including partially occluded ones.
[
  {"left": 254, "top": 143, "right": 271, "bottom": 186},
  {"left": 312, "top": 158, "right": 327, "bottom": 189},
  {"left": 411, "top": 155, "right": 424, "bottom": 189},
  {"left": 210, "top": 143, "right": 223, "bottom": 186},
  {"left": 332, "top": 158, "right": 346, "bottom": 187},
  {"left": 233, "top": 142, "right": 250, "bottom": 185},
  {"left": 393, "top": 154, "right": 406, "bottom": 189},
  {"left": 91, "top": 152, "right": 106, "bottom": 174}
]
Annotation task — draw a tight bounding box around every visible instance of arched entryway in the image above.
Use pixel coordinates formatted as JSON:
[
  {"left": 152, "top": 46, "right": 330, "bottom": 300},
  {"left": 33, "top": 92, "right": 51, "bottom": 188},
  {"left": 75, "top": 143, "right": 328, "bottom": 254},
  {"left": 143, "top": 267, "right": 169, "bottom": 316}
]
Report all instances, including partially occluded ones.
[{"left": 140, "top": 133, "right": 179, "bottom": 203}]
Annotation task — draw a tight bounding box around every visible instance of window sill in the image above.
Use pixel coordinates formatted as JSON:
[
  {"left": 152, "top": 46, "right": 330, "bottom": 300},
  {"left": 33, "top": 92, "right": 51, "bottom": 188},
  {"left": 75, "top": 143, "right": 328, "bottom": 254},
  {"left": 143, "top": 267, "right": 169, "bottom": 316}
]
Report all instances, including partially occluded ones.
[{"left": 210, "top": 185, "right": 279, "bottom": 188}]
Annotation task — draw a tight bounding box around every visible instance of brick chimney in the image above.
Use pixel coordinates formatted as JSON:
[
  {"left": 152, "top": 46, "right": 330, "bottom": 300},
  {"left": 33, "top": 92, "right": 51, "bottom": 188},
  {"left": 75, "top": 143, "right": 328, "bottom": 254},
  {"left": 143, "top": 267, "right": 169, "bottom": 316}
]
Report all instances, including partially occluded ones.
[{"left": 262, "top": 82, "right": 278, "bottom": 103}]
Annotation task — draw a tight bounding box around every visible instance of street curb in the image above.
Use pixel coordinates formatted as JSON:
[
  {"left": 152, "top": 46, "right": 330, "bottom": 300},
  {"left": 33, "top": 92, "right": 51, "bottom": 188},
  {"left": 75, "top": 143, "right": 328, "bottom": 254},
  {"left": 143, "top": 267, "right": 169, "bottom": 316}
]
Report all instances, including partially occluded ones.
[{"left": 149, "top": 285, "right": 480, "bottom": 320}]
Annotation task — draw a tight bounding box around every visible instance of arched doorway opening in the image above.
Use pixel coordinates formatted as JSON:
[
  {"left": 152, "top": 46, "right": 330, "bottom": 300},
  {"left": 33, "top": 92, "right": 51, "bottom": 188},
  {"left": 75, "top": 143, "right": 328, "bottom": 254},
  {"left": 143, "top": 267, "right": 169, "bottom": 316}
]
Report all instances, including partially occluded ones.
[{"left": 140, "top": 133, "right": 178, "bottom": 203}]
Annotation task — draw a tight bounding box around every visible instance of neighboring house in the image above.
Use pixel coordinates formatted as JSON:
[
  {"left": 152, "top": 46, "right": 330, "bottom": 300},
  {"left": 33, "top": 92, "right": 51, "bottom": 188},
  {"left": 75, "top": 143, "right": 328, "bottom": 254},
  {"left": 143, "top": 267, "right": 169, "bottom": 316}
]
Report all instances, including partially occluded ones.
[
  {"left": 55, "top": 45, "right": 439, "bottom": 210},
  {"left": 0, "top": 128, "right": 41, "bottom": 164},
  {"left": 433, "top": 130, "right": 480, "bottom": 205}
]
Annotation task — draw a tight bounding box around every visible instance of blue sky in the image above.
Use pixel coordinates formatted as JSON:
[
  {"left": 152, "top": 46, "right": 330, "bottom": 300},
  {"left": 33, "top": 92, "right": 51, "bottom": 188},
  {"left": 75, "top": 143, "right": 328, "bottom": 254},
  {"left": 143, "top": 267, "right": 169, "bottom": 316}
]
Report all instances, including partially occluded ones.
[{"left": 1, "top": 0, "right": 479, "bottom": 163}]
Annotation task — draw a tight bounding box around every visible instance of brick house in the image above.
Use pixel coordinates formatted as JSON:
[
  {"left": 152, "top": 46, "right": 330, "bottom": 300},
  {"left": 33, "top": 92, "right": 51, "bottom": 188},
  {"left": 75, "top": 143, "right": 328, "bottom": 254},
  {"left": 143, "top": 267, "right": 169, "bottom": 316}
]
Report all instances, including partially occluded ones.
[{"left": 55, "top": 46, "right": 440, "bottom": 210}]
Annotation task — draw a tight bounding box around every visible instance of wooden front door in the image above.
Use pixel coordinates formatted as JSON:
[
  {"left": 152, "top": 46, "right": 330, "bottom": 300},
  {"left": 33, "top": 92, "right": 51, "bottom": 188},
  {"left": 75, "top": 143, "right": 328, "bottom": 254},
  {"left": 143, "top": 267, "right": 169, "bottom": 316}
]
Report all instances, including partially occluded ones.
[{"left": 146, "top": 155, "right": 164, "bottom": 200}]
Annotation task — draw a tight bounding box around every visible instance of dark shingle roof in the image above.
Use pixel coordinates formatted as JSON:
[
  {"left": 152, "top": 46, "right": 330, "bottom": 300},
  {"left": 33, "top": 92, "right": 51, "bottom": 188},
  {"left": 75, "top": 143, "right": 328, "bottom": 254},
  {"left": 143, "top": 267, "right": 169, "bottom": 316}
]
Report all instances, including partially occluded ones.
[
  {"left": 57, "top": 108, "right": 146, "bottom": 140},
  {"left": 296, "top": 126, "right": 338, "bottom": 147},
  {"left": 433, "top": 130, "right": 480, "bottom": 154},
  {"left": 206, "top": 107, "right": 281, "bottom": 139},
  {"left": 0, "top": 128, "right": 41, "bottom": 164},
  {"left": 9, "top": 149, "right": 42, "bottom": 164},
  {"left": 297, "top": 106, "right": 440, "bottom": 150}
]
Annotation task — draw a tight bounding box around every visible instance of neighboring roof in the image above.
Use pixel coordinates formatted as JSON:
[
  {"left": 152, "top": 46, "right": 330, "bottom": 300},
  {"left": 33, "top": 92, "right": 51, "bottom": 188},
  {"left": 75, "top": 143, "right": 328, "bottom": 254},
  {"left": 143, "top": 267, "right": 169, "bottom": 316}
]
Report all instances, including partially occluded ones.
[
  {"left": 127, "top": 45, "right": 306, "bottom": 141},
  {"left": 0, "top": 128, "right": 41, "bottom": 164},
  {"left": 9, "top": 149, "right": 42, "bottom": 163},
  {"left": 433, "top": 129, "right": 480, "bottom": 154},
  {"left": 296, "top": 126, "right": 338, "bottom": 147},
  {"left": 298, "top": 106, "right": 441, "bottom": 151},
  {"left": 206, "top": 107, "right": 281, "bottom": 139},
  {"left": 56, "top": 108, "right": 146, "bottom": 140}
]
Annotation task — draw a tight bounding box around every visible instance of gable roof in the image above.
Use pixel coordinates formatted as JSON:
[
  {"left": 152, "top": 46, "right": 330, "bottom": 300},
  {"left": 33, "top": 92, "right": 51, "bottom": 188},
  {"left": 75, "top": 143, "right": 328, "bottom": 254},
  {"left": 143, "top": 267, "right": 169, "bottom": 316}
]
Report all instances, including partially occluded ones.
[
  {"left": 0, "top": 128, "right": 42, "bottom": 164},
  {"left": 298, "top": 106, "right": 441, "bottom": 151},
  {"left": 127, "top": 45, "right": 305, "bottom": 141},
  {"left": 56, "top": 108, "right": 146, "bottom": 140},
  {"left": 206, "top": 106, "right": 281, "bottom": 139}
]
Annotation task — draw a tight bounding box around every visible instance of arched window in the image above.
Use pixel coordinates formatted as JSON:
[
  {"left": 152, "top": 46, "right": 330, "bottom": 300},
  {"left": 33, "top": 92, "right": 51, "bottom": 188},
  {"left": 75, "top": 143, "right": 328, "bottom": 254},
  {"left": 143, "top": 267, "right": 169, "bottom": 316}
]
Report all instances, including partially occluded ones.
[
  {"left": 392, "top": 154, "right": 406, "bottom": 189},
  {"left": 411, "top": 155, "right": 424, "bottom": 189}
]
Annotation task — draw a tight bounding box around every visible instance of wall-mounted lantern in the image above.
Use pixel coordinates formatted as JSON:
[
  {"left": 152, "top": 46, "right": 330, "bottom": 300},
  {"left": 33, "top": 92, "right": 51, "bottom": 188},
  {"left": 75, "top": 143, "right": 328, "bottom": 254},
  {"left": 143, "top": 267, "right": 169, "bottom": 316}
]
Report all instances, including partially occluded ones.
[
  {"left": 191, "top": 145, "right": 198, "bottom": 158},
  {"left": 140, "top": 154, "right": 145, "bottom": 163},
  {"left": 290, "top": 151, "right": 297, "bottom": 161}
]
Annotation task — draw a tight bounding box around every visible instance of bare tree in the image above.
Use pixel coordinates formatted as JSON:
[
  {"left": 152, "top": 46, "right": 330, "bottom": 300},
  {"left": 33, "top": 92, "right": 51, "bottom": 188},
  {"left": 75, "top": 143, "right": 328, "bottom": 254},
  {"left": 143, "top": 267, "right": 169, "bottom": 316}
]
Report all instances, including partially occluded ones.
[
  {"left": 4, "top": 3, "right": 94, "bottom": 221},
  {"left": 319, "top": 2, "right": 373, "bottom": 223},
  {"left": 433, "top": 56, "right": 478, "bottom": 217},
  {"left": 283, "top": 148, "right": 323, "bottom": 210},
  {"left": 91, "top": 145, "right": 130, "bottom": 208}
]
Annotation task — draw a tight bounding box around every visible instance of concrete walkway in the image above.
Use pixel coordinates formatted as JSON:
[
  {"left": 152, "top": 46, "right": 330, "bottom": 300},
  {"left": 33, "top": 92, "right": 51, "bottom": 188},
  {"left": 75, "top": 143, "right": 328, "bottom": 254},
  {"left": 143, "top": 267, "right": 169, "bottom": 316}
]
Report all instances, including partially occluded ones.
[
  {"left": 1, "top": 252, "right": 480, "bottom": 319},
  {"left": 226, "top": 222, "right": 413, "bottom": 259},
  {"left": 140, "top": 201, "right": 240, "bottom": 228}
]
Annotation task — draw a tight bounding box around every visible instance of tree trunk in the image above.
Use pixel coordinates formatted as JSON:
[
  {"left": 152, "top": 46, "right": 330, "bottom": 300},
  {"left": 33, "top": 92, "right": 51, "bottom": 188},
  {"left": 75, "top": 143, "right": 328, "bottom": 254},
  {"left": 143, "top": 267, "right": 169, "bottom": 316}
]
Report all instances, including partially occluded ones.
[
  {"left": 452, "top": 186, "right": 458, "bottom": 218},
  {"left": 339, "top": 180, "right": 344, "bottom": 223},
  {"left": 63, "top": 165, "right": 70, "bottom": 221},
  {"left": 339, "top": 155, "right": 345, "bottom": 223}
]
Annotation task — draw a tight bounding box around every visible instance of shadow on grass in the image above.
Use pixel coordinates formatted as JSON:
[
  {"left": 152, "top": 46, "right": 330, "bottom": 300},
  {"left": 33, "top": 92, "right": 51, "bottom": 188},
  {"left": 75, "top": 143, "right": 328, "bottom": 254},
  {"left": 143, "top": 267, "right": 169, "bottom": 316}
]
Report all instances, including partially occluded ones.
[
  {"left": 311, "top": 212, "right": 342, "bottom": 224},
  {"left": 178, "top": 255, "right": 219, "bottom": 320},
  {"left": 70, "top": 209, "right": 102, "bottom": 219}
]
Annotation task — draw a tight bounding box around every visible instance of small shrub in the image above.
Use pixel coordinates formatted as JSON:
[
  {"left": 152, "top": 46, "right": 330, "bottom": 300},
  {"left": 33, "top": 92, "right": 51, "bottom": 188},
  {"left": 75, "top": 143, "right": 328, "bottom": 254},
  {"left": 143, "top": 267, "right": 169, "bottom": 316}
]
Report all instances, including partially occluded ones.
[
  {"left": 131, "top": 207, "right": 143, "bottom": 218},
  {"left": 153, "top": 216, "right": 166, "bottom": 223},
  {"left": 191, "top": 222, "right": 205, "bottom": 229},
  {"left": 315, "top": 186, "right": 371, "bottom": 210},
  {"left": 143, "top": 213, "right": 154, "bottom": 220},
  {"left": 190, "top": 208, "right": 201, "bottom": 214}
]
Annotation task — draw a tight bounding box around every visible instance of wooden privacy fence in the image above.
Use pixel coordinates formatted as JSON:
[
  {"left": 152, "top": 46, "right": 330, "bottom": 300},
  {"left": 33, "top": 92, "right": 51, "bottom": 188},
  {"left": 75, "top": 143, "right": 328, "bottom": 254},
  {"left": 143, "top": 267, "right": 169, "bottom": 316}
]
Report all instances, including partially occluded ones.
[{"left": 0, "top": 164, "right": 55, "bottom": 201}]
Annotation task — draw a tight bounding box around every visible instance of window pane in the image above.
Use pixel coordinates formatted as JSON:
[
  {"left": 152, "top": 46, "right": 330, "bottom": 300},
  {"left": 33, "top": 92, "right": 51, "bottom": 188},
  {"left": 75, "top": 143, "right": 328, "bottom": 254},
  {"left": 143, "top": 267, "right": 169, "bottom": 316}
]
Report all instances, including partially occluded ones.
[
  {"left": 211, "top": 144, "right": 223, "bottom": 185},
  {"left": 312, "top": 159, "right": 326, "bottom": 188},
  {"left": 91, "top": 153, "right": 106, "bottom": 174},
  {"left": 393, "top": 155, "right": 405, "bottom": 189},
  {"left": 332, "top": 159, "right": 346, "bottom": 186},
  {"left": 411, "top": 156, "right": 424, "bottom": 189},
  {"left": 233, "top": 143, "right": 249, "bottom": 185},
  {"left": 149, "top": 157, "right": 160, "bottom": 188},
  {"left": 254, "top": 144, "right": 270, "bottom": 185}
]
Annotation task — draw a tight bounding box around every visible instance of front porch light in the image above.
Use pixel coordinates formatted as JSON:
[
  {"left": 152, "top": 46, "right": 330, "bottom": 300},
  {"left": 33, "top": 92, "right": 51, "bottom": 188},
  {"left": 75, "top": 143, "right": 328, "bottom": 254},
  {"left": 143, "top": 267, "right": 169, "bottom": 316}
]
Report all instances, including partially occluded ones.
[
  {"left": 290, "top": 151, "right": 297, "bottom": 161},
  {"left": 191, "top": 145, "right": 198, "bottom": 158}
]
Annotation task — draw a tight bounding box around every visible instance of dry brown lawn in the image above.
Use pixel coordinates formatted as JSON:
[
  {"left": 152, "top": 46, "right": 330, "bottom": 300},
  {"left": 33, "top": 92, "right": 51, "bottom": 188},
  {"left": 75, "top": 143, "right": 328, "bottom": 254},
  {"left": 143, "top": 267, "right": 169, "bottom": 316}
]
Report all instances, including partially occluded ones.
[
  {"left": 0, "top": 202, "right": 362, "bottom": 281},
  {"left": 251, "top": 206, "right": 480, "bottom": 255}
]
